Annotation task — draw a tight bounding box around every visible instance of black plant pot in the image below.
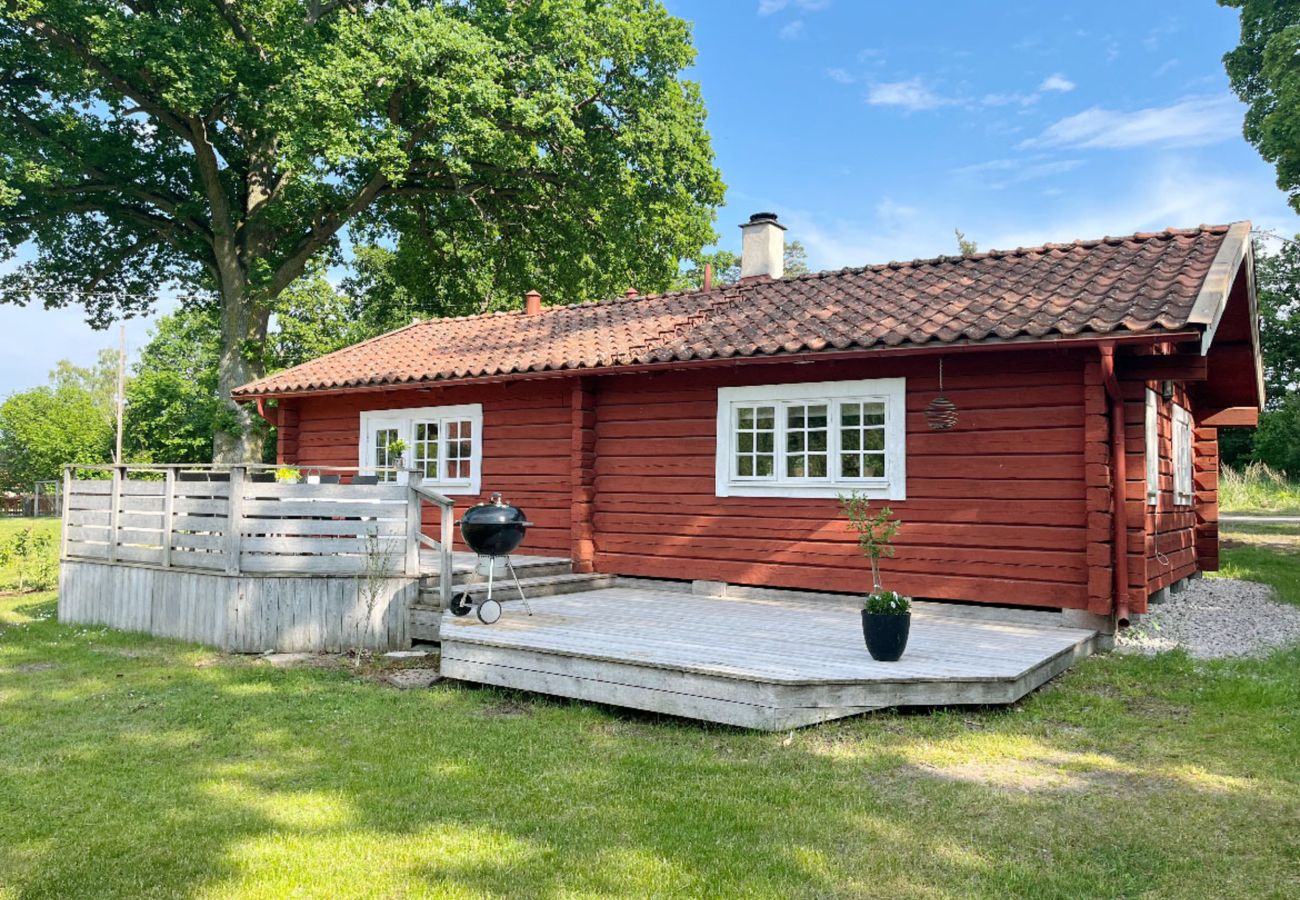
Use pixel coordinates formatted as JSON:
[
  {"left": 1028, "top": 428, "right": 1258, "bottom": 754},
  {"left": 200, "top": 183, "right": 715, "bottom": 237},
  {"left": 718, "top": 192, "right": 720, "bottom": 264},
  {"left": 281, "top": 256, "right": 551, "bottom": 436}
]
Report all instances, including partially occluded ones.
[{"left": 861, "top": 611, "right": 911, "bottom": 662}]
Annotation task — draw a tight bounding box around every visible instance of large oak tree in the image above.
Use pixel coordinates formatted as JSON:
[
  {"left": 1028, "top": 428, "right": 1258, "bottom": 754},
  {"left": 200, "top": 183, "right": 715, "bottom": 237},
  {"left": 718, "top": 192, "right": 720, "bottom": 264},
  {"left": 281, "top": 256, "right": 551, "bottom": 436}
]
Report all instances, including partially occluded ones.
[
  {"left": 1221, "top": 0, "right": 1300, "bottom": 214},
  {"left": 0, "top": 0, "right": 724, "bottom": 460}
]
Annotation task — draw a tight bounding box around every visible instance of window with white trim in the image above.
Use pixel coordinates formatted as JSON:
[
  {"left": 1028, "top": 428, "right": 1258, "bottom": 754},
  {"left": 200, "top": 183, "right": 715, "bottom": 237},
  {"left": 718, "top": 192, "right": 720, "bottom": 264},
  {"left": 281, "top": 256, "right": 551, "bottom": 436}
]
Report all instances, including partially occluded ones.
[
  {"left": 1172, "top": 404, "right": 1193, "bottom": 506},
  {"left": 715, "top": 378, "right": 906, "bottom": 499},
  {"left": 359, "top": 404, "right": 482, "bottom": 494},
  {"left": 1145, "top": 389, "right": 1160, "bottom": 505}
]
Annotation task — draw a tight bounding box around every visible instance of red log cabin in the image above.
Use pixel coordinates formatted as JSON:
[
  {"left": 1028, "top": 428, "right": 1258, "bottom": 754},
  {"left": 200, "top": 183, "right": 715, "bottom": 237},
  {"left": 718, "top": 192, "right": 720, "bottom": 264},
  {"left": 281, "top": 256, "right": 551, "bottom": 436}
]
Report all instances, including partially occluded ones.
[{"left": 232, "top": 214, "right": 1263, "bottom": 630}]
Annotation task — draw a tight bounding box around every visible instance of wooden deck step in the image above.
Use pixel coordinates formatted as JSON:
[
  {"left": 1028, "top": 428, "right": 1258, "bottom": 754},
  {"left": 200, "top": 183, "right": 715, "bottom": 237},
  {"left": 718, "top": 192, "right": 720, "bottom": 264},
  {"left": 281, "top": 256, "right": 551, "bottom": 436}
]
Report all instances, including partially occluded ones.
[{"left": 410, "top": 572, "right": 615, "bottom": 642}]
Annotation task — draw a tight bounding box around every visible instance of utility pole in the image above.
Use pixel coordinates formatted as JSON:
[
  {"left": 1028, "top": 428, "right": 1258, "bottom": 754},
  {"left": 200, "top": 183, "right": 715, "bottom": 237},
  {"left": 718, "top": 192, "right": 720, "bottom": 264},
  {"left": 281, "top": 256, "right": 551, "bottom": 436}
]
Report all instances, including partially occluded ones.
[{"left": 114, "top": 324, "right": 125, "bottom": 465}]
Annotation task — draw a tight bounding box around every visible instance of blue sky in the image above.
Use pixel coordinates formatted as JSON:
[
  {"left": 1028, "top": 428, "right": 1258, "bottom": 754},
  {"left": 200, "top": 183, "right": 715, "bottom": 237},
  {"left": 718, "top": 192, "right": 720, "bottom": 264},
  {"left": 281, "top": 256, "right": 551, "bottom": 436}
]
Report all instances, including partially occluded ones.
[{"left": 1, "top": 0, "right": 1296, "bottom": 397}]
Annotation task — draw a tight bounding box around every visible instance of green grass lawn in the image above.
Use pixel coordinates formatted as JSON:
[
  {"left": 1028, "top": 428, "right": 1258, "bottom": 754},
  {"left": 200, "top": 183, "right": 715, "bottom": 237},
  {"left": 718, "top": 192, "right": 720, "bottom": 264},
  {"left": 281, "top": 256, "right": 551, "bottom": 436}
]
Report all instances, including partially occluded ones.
[
  {"left": 1218, "top": 522, "right": 1300, "bottom": 608},
  {"left": 2, "top": 539, "right": 1299, "bottom": 897}
]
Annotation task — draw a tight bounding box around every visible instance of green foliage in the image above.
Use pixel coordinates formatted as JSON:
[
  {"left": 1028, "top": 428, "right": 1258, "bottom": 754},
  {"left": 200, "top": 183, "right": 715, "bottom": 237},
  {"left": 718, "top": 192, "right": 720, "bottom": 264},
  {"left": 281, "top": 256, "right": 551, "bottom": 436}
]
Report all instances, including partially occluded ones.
[
  {"left": 1253, "top": 392, "right": 1300, "bottom": 475},
  {"left": 1221, "top": 461, "right": 1300, "bottom": 515},
  {"left": 1221, "top": 0, "right": 1300, "bottom": 214},
  {"left": 0, "top": 525, "right": 57, "bottom": 592},
  {"left": 122, "top": 308, "right": 228, "bottom": 464},
  {"left": 0, "top": 379, "right": 114, "bottom": 491},
  {"left": 1, "top": 0, "right": 725, "bottom": 456},
  {"left": 268, "top": 269, "right": 371, "bottom": 372},
  {"left": 1256, "top": 236, "right": 1300, "bottom": 401},
  {"left": 839, "top": 492, "right": 902, "bottom": 592},
  {"left": 1219, "top": 236, "right": 1300, "bottom": 468},
  {"left": 863, "top": 590, "right": 911, "bottom": 615},
  {"left": 672, "top": 240, "right": 809, "bottom": 291},
  {"left": 954, "top": 229, "right": 978, "bottom": 256}
]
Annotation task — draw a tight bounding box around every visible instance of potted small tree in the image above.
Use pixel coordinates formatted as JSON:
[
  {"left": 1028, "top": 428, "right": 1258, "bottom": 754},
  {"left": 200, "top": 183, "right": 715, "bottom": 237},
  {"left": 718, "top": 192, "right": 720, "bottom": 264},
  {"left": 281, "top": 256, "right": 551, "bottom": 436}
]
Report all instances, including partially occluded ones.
[{"left": 840, "top": 491, "right": 910, "bottom": 661}]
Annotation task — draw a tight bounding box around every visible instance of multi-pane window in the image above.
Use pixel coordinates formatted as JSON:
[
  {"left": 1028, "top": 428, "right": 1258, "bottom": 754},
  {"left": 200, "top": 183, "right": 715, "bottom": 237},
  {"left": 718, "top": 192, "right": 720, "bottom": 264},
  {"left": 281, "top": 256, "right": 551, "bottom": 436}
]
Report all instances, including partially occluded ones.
[
  {"left": 839, "top": 401, "right": 886, "bottom": 478},
  {"left": 733, "top": 405, "right": 776, "bottom": 478},
  {"left": 1173, "top": 404, "right": 1194, "bottom": 506},
  {"left": 445, "top": 420, "right": 473, "bottom": 480},
  {"left": 785, "top": 403, "right": 829, "bottom": 478},
  {"left": 1145, "top": 389, "right": 1159, "bottom": 505},
  {"left": 374, "top": 427, "right": 402, "bottom": 483},
  {"left": 716, "top": 378, "right": 906, "bottom": 499},
  {"left": 413, "top": 422, "right": 439, "bottom": 479},
  {"left": 359, "top": 404, "right": 482, "bottom": 494}
]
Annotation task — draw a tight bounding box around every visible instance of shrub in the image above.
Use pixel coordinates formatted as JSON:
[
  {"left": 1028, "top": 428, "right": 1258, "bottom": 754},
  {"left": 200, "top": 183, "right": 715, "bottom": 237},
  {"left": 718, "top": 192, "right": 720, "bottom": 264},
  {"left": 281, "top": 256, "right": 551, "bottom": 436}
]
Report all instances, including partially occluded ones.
[
  {"left": 0, "top": 527, "right": 58, "bottom": 592},
  {"left": 864, "top": 590, "right": 911, "bottom": 615}
]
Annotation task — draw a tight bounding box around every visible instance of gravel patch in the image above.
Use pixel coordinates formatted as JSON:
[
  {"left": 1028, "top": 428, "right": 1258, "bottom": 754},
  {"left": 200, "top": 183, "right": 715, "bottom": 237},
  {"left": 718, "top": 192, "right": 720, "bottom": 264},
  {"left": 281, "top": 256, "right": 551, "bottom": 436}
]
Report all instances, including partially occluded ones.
[{"left": 1117, "top": 577, "right": 1300, "bottom": 659}]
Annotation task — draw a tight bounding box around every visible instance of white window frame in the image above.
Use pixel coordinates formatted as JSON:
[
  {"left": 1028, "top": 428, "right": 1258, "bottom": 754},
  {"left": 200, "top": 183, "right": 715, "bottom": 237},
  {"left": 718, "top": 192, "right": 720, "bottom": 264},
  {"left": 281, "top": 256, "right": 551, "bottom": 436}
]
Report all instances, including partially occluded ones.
[
  {"left": 1172, "top": 403, "right": 1194, "bottom": 507},
  {"left": 1145, "top": 389, "right": 1160, "bottom": 506},
  {"left": 715, "top": 378, "right": 906, "bottom": 499},
  {"left": 358, "top": 404, "right": 483, "bottom": 495}
]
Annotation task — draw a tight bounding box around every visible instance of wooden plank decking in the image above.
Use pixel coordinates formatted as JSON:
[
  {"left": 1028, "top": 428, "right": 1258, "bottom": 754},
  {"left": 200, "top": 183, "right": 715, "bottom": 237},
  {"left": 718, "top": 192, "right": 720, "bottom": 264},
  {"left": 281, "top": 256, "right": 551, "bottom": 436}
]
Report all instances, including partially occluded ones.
[
  {"left": 439, "top": 587, "right": 1099, "bottom": 730},
  {"left": 417, "top": 550, "right": 569, "bottom": 577}
]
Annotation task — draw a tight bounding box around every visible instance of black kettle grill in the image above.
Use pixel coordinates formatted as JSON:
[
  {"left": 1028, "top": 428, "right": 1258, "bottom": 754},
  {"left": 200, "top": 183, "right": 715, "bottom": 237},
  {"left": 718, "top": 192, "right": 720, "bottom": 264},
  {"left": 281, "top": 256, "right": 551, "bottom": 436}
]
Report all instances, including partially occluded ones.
[{"left": 449, "top": 492, "right": 534, "bottom": 624}]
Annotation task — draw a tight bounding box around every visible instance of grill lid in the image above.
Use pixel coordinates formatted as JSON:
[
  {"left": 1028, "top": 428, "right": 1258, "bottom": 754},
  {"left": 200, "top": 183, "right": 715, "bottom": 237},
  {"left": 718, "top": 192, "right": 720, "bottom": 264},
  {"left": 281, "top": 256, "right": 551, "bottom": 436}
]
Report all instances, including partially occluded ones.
[{"left": 458, "top": 492, "right": 533, "bottom": 557}]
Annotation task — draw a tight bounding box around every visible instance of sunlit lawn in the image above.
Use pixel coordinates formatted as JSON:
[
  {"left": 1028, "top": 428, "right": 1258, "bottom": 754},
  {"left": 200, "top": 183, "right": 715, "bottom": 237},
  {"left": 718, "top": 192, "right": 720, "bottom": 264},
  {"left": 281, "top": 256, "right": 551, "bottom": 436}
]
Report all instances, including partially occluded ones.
[{"left": 0, "top": 542, "right": 1298, "bottom": 897}]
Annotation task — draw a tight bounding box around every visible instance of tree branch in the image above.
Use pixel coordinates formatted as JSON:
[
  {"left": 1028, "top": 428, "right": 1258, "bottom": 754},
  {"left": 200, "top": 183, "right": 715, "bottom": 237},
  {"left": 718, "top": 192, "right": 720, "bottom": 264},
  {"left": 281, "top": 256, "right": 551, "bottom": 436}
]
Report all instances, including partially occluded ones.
[
  {"left": 207, "top": 1, "right": 267, "bottom": 62},
  {"left": 4, "top": 107, "right": 212, "bottom": 242},
  {"left": 22, "top": 17, "right": 194, "bottom": 142}
]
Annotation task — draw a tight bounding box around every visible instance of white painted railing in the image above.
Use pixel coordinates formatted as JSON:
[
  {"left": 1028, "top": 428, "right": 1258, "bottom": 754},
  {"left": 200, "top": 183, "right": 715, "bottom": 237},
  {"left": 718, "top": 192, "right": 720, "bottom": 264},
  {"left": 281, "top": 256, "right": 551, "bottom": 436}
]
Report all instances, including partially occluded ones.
[
  {"left": 62, "top": 465, "right": 453, "bottom": 598},
  {"left": 408, "top": 477, "right": 455, "bottom": 610}
]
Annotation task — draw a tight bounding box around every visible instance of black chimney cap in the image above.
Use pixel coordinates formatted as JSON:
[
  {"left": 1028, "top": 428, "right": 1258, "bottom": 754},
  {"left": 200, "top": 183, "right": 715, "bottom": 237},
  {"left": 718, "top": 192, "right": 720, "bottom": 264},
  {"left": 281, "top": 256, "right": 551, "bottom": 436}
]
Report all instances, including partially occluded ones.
[{"left": 748, "top": 212, "right": 779, "bottom": 223}]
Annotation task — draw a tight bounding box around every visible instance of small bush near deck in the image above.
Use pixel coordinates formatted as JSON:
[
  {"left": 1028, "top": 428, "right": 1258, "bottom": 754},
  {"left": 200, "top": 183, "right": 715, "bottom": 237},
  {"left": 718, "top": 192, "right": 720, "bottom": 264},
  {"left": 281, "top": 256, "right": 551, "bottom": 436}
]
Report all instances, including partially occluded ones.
[{"left": 863, "top": 590, "right": 911, "bottom": 615}]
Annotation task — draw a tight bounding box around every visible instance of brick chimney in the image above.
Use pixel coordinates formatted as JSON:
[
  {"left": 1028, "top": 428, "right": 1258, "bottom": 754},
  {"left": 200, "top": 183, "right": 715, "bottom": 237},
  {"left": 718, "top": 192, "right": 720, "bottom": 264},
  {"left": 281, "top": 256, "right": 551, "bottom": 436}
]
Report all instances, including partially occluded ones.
[
  {"left": 739, "top": 212, "right": 786, "bottom": 280},
  {"left": 524, "top": 290, "right": 542, "bottom": 315}
]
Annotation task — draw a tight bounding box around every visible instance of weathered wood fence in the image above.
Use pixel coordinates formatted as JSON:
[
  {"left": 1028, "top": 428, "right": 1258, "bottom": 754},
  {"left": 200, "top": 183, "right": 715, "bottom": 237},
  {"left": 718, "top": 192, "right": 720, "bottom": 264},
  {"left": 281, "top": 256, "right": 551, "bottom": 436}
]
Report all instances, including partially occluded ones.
[
  {"left": 58, "top": 464, "right": 457, "bottom": 652},
  {"left": 62, "top": 465, "right": 453, "bottom": 589}
]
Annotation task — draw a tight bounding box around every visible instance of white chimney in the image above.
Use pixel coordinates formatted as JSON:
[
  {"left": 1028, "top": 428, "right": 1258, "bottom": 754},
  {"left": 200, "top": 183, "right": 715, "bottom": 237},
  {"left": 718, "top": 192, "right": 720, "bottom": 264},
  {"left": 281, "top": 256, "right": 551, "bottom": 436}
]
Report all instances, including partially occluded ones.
[{"left": 739, "top": 212, "right": 787, "bottom": 279}]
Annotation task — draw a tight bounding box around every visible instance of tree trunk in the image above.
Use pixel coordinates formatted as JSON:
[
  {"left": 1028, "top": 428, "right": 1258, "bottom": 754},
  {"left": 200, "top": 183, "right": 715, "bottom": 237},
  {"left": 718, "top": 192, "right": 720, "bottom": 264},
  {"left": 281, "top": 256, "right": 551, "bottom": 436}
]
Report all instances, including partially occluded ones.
[{"left": 212, "top": 267, "right": 271, "bottom": 463}]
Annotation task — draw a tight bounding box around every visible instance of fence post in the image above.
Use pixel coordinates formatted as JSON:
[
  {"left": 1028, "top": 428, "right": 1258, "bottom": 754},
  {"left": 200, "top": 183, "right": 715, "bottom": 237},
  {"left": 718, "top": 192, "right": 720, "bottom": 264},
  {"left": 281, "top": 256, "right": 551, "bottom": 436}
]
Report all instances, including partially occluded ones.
[
  {"left": 59, "top": 466, "right": 72, "bottom": 561},
  {"left": 405, "top": 472, "right": 423, "bottom": 577},
  {"left": 224, "top": 466, "right": 245, "bottom": 575},
  {"left": 107, "top": 465, "right": 123, "bottom": 563},
  {"left": 439, "top": 501, "right": 454, "bottom": 611},
  {"left": 161, "top": 468, "right": 176, "bottom": 569}
]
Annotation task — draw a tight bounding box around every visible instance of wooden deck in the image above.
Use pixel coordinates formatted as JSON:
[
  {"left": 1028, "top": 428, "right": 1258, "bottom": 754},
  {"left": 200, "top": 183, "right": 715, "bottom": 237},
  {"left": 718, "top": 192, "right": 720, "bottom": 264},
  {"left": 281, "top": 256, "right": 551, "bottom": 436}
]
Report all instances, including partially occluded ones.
[
  {"left": 439, "top": 586, "right": 1099, "bottom": 730},
  {"left": 417, "top": 550, "right": 569, "bottom": 577}
]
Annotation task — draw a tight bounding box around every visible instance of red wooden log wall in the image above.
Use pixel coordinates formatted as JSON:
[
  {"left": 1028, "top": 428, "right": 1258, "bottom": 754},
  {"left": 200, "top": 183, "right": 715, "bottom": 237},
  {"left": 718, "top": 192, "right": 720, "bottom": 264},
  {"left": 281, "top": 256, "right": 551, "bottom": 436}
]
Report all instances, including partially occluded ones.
[
  {"left": 286, "top": 380, "right": 575, "bottom": 557},
  {"left": 590, "top": 351, "right": 1093, "bottom": 610},
  {"left": 1128, "top": 381, "right": 1209, "bottom": 612},
  {"left": 279, "top": 345, "right": 1219, "bottom": 613}
]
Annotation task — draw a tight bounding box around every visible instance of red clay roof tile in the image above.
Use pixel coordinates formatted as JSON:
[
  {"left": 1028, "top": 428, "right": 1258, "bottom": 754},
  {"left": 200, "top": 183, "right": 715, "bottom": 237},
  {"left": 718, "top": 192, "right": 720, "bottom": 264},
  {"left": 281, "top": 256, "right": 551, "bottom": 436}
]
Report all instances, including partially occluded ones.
[{"left": 234, "top": 224, "right": 1233, "bottom": 398}]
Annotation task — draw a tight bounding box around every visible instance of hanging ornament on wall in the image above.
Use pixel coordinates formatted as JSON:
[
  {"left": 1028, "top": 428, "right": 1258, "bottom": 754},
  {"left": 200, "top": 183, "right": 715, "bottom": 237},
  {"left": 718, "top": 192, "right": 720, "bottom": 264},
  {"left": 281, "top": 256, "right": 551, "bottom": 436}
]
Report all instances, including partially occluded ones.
[{"left": 925, "top": 357, "right": 959, "bottom": 431}]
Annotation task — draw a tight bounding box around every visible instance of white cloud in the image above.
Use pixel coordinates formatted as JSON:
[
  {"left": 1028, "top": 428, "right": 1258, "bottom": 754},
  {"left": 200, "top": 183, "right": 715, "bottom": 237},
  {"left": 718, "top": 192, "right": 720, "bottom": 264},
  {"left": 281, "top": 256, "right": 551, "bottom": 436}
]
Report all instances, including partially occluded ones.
[
  {"left": 825, "top": 67, "right": 855, "bottom": 85},
  {"left": 1022, "top": 95, "right": 1242, "bottom": 150},
  {"left": 779, "top": 19, "right": 804, "bottom": 40},
  {"left": 766, "top": 158, "right": 1296, "bottom": 273},
  {"left": 867, "top": 78, "right": 950, "bottom": 111},
  {"left": 1038, "top": 73, "right": 1075, "bottom": 93},
  {"left": 758, "top": 0, "right": 829, "bottom": 15},
  {"left": 954, "top": 156, "right": 1083, "bottom": 189}
]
